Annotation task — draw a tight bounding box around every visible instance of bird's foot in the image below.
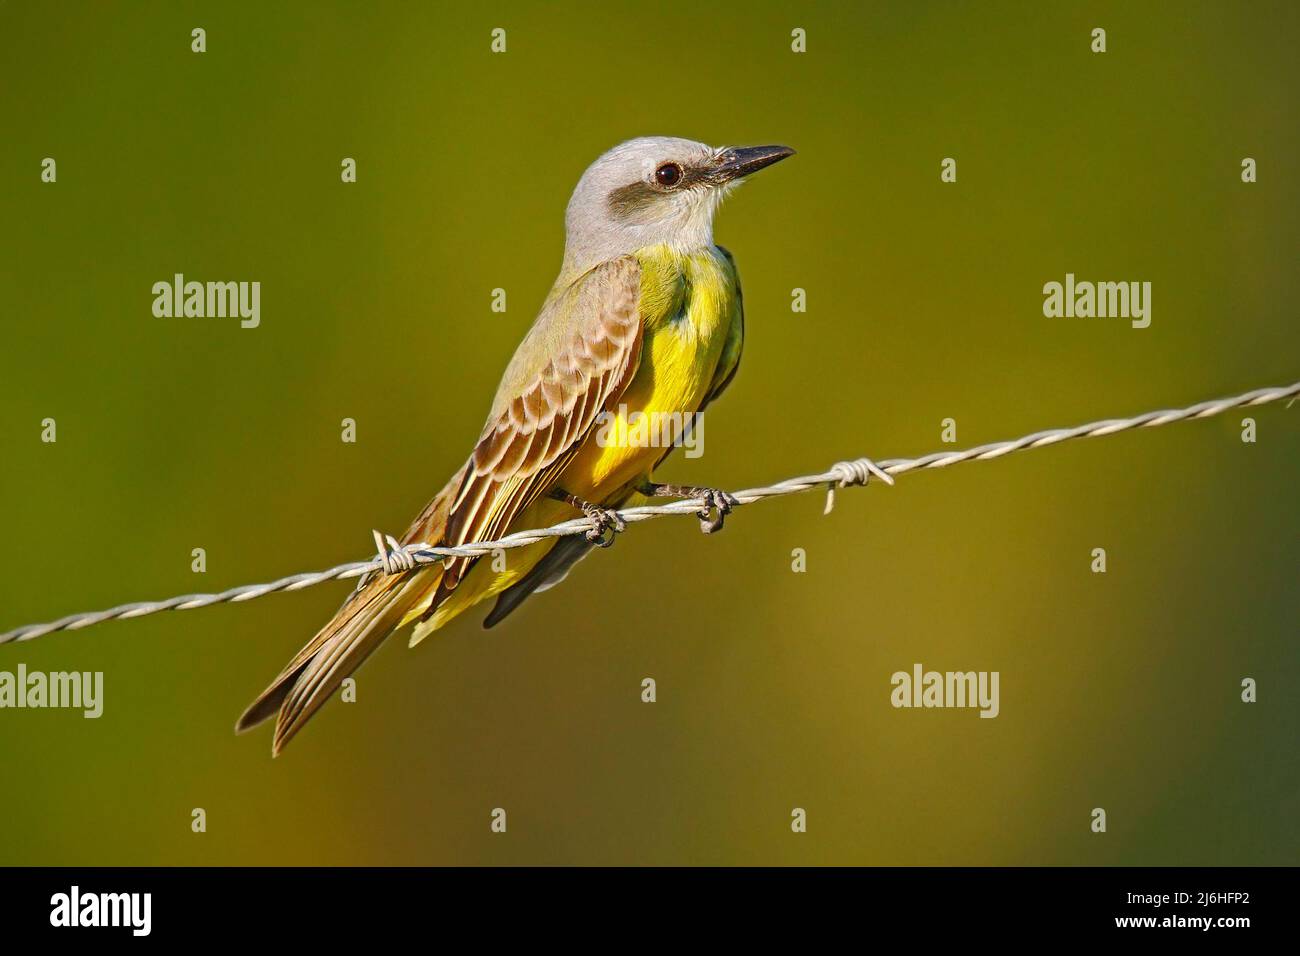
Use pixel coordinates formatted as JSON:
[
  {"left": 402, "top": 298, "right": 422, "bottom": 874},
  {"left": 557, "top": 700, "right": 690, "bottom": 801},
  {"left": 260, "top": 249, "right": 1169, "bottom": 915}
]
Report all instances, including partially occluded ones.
[
  {"left": 549, "top": 489, "right": 626, "bottom": 547},
  {"left": 638, "top": 482, "right": 739, "bottom": 534}
]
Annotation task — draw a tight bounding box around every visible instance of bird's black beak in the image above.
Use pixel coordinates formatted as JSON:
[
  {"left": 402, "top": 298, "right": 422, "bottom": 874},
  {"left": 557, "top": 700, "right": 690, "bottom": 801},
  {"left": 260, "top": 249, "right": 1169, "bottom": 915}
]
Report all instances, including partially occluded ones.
[{"left": 714, "top": 145, "right": 796, "bottom": 182}]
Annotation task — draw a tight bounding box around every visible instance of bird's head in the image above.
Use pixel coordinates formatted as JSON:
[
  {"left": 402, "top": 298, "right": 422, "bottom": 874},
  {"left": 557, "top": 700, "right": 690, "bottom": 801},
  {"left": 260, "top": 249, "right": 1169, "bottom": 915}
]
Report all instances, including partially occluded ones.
[{"left": 562, "top": 136, "right": 794, "bottom": 274}]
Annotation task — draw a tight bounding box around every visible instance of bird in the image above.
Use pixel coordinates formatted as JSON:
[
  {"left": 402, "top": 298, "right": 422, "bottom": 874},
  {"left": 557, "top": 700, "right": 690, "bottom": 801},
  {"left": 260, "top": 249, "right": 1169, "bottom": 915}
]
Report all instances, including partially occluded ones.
[{"left": 236, "top": 136, "right": 795, "bottom": 754}]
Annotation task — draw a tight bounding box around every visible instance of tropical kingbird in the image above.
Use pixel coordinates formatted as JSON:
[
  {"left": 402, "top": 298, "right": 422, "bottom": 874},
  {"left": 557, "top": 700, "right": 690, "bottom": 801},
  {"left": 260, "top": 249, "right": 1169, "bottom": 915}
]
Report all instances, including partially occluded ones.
[{"left": 237, "top": 136, "right": 794, "bottom": 754}]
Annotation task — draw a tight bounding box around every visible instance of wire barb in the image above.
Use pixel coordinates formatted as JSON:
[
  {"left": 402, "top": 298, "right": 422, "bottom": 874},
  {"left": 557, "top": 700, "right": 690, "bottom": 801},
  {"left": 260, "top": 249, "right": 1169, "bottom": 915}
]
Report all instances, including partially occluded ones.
[
  {"left": 824, "top": 457, "right": 895, "bottom": 515},
  {"left": 372, "top": 530, "right": 416, "bottom": 576},
  {"left": 1, "top": 379, "right": 1295, "bottom": 646}
]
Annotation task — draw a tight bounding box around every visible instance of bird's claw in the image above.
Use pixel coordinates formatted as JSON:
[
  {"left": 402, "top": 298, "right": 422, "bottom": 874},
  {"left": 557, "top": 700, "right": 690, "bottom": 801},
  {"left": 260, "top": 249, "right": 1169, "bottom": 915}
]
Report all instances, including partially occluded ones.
[
  {"left": 549, "top": 487, "right": 626, "bottom": 548},
  {"left": 580, "top": 503, "right": 626, "bottom": 547},
  {"left": 638, "top": 482, "right": 740, "bottom": 534},
  {"left": 691, "top": 488, "right": 738, "bottom": 534}
]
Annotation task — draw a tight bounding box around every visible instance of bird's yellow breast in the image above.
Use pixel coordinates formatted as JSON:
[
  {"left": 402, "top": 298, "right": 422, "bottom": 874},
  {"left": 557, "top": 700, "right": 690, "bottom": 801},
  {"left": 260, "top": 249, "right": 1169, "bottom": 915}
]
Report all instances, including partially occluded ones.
[{"left": 566, "top": 243, "right": 740, "bottom": 495}]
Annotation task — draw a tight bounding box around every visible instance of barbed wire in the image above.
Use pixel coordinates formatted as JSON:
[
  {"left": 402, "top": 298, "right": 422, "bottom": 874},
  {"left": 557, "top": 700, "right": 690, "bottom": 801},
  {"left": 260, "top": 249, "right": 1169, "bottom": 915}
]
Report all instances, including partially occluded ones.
[{"left": 2, "top": 380, "right": 1295, "bottom": 646}]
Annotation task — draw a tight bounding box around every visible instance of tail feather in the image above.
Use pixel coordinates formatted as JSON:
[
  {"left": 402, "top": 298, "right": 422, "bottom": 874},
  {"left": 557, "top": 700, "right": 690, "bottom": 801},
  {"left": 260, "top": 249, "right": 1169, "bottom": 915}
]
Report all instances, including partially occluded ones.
[
  {"left": 238, "top": 467, "right": 466, "bottom": 754},
  {"left": 235, "top": 675, "right": 295, "bottom": 734},
  {"left": 236, "top": 568, "right": 435, "bottom": 755}
]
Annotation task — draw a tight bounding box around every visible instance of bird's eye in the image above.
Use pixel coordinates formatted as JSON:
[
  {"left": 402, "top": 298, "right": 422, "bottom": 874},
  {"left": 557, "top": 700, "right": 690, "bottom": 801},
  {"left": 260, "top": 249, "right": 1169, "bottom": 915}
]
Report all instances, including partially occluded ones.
[{"left": 655, "top": 162, "right": 683, "bottom": 188}]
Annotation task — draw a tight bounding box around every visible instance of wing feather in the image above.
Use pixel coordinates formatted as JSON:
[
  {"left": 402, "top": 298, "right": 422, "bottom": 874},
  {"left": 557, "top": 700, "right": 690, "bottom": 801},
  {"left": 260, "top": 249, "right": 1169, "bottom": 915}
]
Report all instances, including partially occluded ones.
[{"left": 435, "top": 256, "right": 643, "bottom": 593}]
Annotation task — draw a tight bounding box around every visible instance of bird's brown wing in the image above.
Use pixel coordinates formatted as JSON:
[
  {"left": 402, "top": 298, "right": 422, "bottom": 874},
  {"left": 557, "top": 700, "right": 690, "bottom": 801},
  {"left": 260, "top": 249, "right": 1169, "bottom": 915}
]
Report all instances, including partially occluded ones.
[{"left": 431, "top": 255, "right": 643, "bottom": 603}]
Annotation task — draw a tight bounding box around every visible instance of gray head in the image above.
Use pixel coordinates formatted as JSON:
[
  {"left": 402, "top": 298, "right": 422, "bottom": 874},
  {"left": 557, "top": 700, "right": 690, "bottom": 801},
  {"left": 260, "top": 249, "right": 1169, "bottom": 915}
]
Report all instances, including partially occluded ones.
[{"left": 561, "top": 136, "right": 794, "bottom": 275}]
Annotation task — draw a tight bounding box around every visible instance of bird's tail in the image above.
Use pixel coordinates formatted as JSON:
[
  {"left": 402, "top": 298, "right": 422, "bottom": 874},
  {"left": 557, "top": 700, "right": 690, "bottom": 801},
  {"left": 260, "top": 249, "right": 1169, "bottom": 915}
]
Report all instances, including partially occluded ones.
[{"left": 235, "top": 566, "right": 438, "bottom": 755}]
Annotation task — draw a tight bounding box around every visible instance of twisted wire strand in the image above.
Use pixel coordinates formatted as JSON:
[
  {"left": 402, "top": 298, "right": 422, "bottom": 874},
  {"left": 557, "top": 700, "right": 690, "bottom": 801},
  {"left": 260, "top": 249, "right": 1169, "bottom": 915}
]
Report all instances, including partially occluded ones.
[{"left": 2, "top": 380, "right": 1295, "bottom": 646}]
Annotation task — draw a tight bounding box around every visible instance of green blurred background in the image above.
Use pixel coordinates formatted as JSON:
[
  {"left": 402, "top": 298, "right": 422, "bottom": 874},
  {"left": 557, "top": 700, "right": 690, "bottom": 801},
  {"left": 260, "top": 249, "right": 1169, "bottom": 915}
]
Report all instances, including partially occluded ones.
[{"left": 1, "top": 0, "right": 1296, "bottom": 865}]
